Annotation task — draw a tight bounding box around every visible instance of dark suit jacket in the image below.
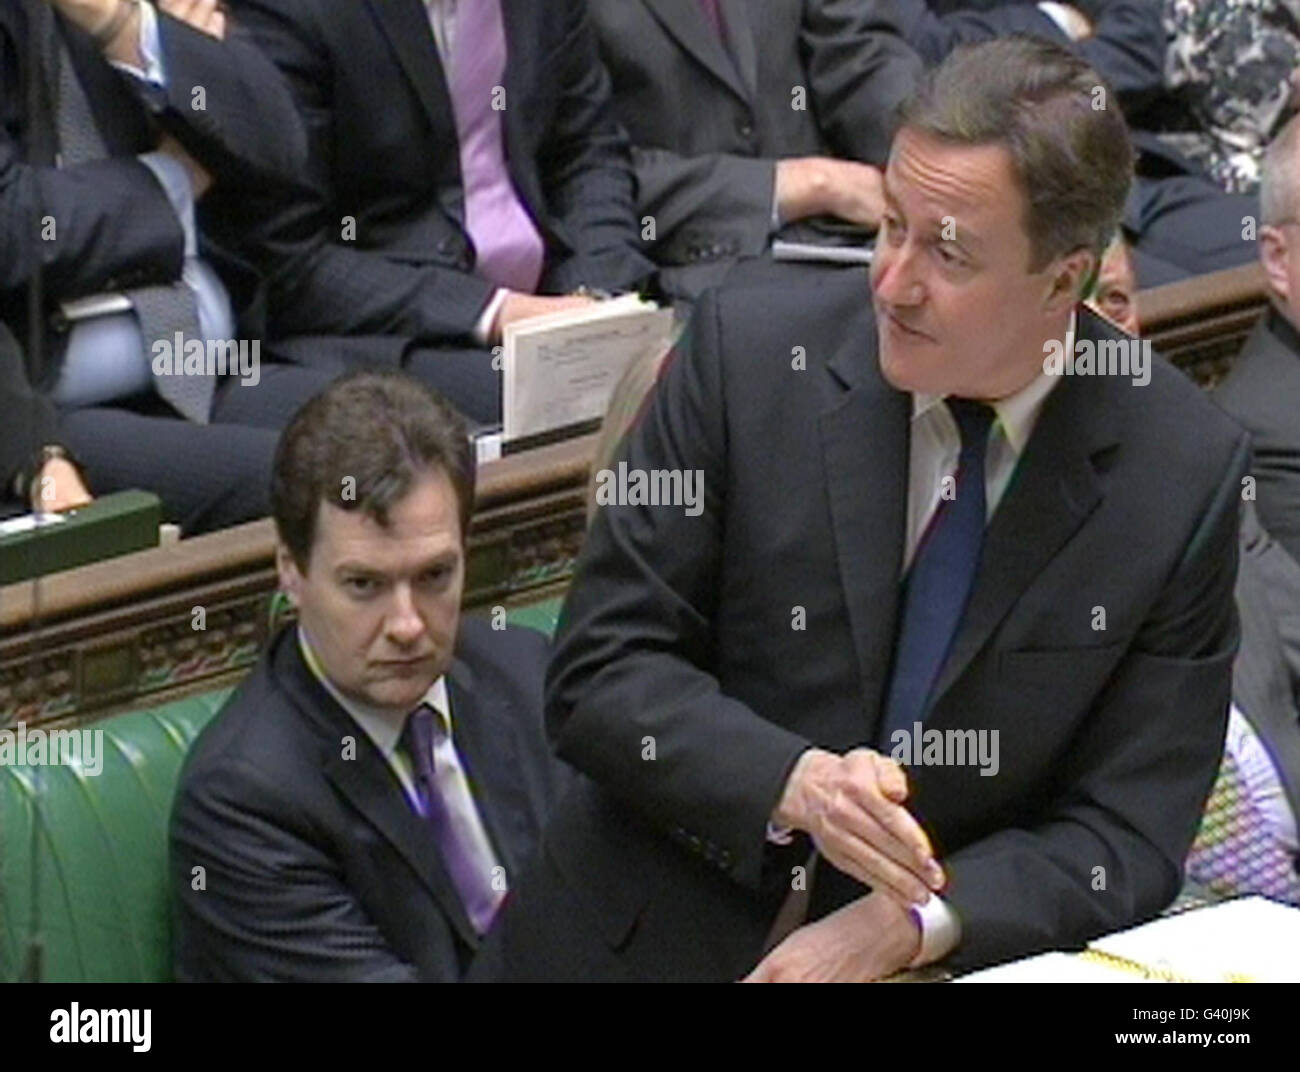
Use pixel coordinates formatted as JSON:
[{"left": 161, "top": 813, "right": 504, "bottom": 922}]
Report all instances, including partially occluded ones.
[
  {"left": 0, "top": 318, "right": 55, "bottom": 491},
  {"left": 1215, "top": 308, "right": 1300, "bottom": 569},
  {"left": 228, "top": 0, "right": 654, "bottom": 362},
  {"left": 1234, "top": 502, "right": 1300, "bottom": 830},
  {"left": 477, "top": 277, "right": 1249, "bottom": 981},
  {"left": 0, "top": 0, "right": 308, "bottom": 388},
  {"left": 171, "top": 618, "right": 564, "bottom": 982},
  {"left": 897, "top": 0, "right": 1166, "bottom": 113},
  {"left": 589, "top": 0, "right": 921, "bottom": 299}
]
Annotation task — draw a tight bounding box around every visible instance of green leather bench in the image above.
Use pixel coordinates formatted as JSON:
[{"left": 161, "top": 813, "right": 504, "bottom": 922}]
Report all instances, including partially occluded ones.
[{"left": 0, "top": 600, "right": 562, "bottom": 983}]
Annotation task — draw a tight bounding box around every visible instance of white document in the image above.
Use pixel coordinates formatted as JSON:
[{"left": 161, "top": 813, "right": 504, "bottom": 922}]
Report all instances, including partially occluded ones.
[
  {"left": 1089, "top": 896, "right": 1300, "bottom": 982},
  {"left": 955, "top": 951, "right": 1156, "bottom": 983},
  {"left": 502, "top": 295, "right": 674, "bottom": 443}
]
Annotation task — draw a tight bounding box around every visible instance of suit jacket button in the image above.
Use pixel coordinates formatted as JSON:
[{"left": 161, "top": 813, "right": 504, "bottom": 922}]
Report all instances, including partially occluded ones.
[
  {"left": 737, "top": 119, "right": 754, "bottom": 139},
  {"left": 437, "top": 238, "right": 456, "bottom": 256}
]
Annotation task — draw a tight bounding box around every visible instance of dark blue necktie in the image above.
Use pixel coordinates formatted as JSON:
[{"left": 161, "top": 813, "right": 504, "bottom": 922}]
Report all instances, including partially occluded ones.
[{"left": 877, "top": 398, "right": 996, "bottom": 747}]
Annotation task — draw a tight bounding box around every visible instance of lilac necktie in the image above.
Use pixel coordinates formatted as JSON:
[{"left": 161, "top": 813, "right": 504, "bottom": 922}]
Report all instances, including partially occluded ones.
[
  {"left": 445, "top": 0, "right": 545, "bottom": 293},
  {"left": 400, "top": 704, "right": 502, "bottom": 934},
  {"left": 698, "top": 0, "right": 726, "bottom": 40}
]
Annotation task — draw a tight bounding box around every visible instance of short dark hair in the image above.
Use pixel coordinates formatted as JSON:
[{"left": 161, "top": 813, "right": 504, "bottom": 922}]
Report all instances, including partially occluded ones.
[
  {"left": 271, "top": 370, "right": 475, "bottom": 570},
  {"left": 898, "top": 36, "right": 1134, "bottom": 277}
]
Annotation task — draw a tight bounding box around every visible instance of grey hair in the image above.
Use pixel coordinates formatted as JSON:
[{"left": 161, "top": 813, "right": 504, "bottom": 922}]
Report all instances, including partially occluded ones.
[{"left": 898, "top": 35, "right": 1134, "bottom": 275}]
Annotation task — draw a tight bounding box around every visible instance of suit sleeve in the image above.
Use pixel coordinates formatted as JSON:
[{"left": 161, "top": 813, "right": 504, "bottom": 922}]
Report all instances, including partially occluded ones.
[
  {"left": 170, "top": 757, "right": 419, "bottom": 982},
  {"left": 533, "top": 0, "right": 654, "bottom": 294},
  {"left": 227, "top": 0, "right": 496, "bottom": 344},
  {"left": 0, "top": 321, "right": 58, "bottom": 488},
  {"left": 940, "top": 430, "right": 1251, "bottom": 971},
  {"left": 143, "top": 14, "right": 310, "bottom": 191},
  {"left": 0, "top": 125, "right": 184, "bottom": 302},
  {"left": 802, "top": 0, "right": 924, "bottom": 165},
  {"left": 545, "top": 290, "right": 812, "bottom": 890},
  {"left": 630, "top": 146, "right": 777, "bottom": 268}
]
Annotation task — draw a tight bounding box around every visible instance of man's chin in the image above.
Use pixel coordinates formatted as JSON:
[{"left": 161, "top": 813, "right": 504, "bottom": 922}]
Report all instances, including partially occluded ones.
[
  {"left": 365, "top": 669, "right": 441, "bottom": 711},
  {"left": 878, "top": 342, "right": 937, "bottom": 395}
]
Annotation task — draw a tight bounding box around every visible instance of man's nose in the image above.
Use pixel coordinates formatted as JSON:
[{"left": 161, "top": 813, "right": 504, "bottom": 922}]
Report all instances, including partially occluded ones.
[
  {"left": 873, "top": 240, "right": 924, "bottom": 307},
  {"left": 385, "top": 584, "right": 426, "bottom": 644}
]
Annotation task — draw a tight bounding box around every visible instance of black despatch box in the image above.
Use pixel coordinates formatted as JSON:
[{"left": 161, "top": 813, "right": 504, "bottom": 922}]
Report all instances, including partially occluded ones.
[{"left": 0, "top": 491, "right": 162, "bottom": 584}]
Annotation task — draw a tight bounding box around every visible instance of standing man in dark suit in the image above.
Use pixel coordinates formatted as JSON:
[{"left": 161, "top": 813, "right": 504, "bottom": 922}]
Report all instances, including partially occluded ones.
[
  {"left": 589, "top": 0, "right": 921, "bottom": 301},
  {"left": 1215, "top": 113, "right": 1300, "bottom": 568},
  {"left": 1, "top": 0, "right": 336, "bottom": 532},
  {"left": 476, "top": 38, "right": 1249, "bottom": 982},
  {"left": 226, "top": 0, "right": 655, "bottom": 425},
  {"left": 171, "top": 370, "right": 565, "bottom": 981}
]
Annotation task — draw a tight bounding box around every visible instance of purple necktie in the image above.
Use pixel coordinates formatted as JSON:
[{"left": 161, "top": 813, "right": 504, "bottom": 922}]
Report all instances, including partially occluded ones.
[
  {"left": 400, "top": 704, "right": 502, "bottom": 934},
  {"left": 698, "top": 0, "right": 726, "bottom": 40},
  {"left": 446, "top": 0, "right": 545, "bottom": 293}
]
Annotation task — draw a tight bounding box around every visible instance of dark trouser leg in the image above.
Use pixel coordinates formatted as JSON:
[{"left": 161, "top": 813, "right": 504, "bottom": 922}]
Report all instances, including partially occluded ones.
[
  {"left": 403, "top": 345, "right": 502, "bottom": 426},
  {"left": 59, "top": 405, "right": 277, "bottom": 536},
  {"left": 209, "top": 364, "right": 339, "bottom": 431}
]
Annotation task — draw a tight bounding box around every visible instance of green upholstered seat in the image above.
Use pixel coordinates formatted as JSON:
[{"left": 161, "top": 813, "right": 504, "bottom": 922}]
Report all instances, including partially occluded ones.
[
  {"left": 0, "top": 599, "right": 563, "bottom": 982},
  {"left": 0, "top": 692, "right": 230, "bottom": 982}
]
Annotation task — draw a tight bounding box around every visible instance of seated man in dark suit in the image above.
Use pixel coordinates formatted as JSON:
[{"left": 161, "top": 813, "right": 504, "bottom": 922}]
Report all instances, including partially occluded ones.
[
  {"left": 1215, "top": 113, "right": 1300, "bottom": 569},
  {"left": 475, "top": 38, "right": 1249, "bottom": 982},
  {"left": 0, "top": 0, "right": 336, "bottom": 532},
  {"left": 588, "top": 0, "right": 922, "bottom": 301},
  {"left": 1206, "top": 502, "right": 1300, "bottom": 897},
  {"left": 171, "top": 370, "right": 565, "bottom": 981},
  {"left": 0, "top": 310, "right": 280, "bottom": 529},
  {"left": 226, "top": 0, "right": 655, "bottom": 425}
]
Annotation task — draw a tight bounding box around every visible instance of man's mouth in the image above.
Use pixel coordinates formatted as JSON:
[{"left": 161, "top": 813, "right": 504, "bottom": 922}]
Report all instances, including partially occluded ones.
[{"left": 881, "top": 308, "right": 935, "bottom": 342}]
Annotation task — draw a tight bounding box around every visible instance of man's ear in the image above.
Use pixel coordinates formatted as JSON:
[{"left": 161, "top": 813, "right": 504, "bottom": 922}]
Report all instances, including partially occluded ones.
[
  {"left": 1259, "top": 225, "right": 1291, "bottom": 305},
  {"left": 276, "top": 543, "right": 304, "bottom": 606},
  {"left": 1044, "top": 247, "right": 1095, "bottom": 311}
]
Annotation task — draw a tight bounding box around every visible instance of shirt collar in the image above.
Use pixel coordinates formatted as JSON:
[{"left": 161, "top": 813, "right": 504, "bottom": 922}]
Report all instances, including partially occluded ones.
[
  {"left": 296, "top": 625, "right": 452, "bottom": 764},
  {"left": 910, "top": 310, "right": 1072, "bottom": 456}
]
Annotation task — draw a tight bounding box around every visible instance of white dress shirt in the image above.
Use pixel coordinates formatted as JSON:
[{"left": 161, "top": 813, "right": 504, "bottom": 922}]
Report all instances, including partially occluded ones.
[
  {"left": 901, "top": 313, "right": 1071, "bottom": 965},
  {"left": 297, "top": 626, "right": 506, "bottom": 931}
]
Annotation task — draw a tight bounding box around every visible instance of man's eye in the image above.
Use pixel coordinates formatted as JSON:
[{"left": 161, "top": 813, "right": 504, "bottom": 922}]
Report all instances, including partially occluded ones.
[
  {"left": 344, "top": 577, "right": 377, "bottom": 595},
  {"left": 419, "top": 567, "right": 450, "bottom": 586},
  {"left": 935, "top": 242, "right": 961, "bottom": 265},
  {"left": 882, "top": 214, "right": 904, "bottom": 243}
]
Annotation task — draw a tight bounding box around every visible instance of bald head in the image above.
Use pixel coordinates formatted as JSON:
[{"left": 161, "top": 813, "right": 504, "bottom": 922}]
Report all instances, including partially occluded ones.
[
  {"left": 1261, "top": 113, "right": 1300, "bottom": 228},
  {"left": 1260, "top": 114, "right": 1300, "bottom": 328}
]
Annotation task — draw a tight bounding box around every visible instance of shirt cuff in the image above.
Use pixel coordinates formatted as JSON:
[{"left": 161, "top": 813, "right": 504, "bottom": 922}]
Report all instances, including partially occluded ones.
[
  {"left": 108, "top": 2, "right": 166, "bottom": 87},
  {"left": 138, "top": 149, "right": 197, "bottom": 257},
  {"left": 765, "top": 821, "right": 795, "bottom": 845},
  {"left": 907, "top": 893, "right": 961, "bottom": 967},
  {"left": 474, "top": 288, "right": 510, "bottom": 346},
  {"left": 1036, "top": 2, "right": 1079, "bottom": 39}
]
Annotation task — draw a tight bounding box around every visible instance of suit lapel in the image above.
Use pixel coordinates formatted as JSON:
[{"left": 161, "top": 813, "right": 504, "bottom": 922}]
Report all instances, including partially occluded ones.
[
  {"left": 364, "top": 0, "right": 455, "bottom": 143},
  {"left": 930, "top": 310, "right": 1122, "bottom": 703},
  {"left": 642, "top": 0, "right": 750, "bottom": 105},
  {"left": 820, "top": 333, "right": 911, "bottom": 730},
  {"left": 275, "top": 631, "right": 480, "bottom": 949},
  {"left": 717, "top": 0, "right": 758, "bottom": 98},
  {"left": 444, "top": 656, "right": 528, "bottom": 881}
]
